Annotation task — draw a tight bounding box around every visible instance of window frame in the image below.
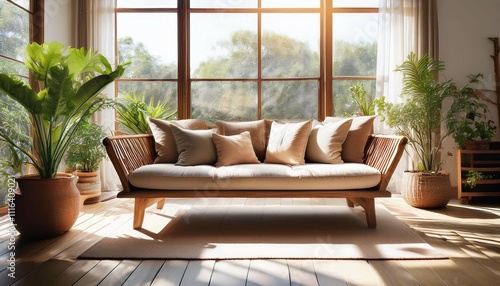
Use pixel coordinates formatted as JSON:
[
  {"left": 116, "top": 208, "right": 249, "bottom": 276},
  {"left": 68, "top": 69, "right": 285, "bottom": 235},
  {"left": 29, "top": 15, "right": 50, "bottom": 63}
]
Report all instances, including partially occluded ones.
[
  {"left": 114, "top": 0, "right": 378, "bottom": 121},
  {"left": 0, "top": 0, "right": 44, "bottom": 83},
  {"left": 0, "top": 0, "right": 44, "bottom": 206}
]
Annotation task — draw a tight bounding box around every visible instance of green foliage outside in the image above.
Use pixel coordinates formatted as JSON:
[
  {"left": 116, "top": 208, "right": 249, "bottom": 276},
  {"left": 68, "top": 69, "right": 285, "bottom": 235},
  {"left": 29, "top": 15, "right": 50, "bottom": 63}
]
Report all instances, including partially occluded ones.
[
  {"left": 0, "top": 1, "right": 30, "bottom": 204},
  {"left": 0, "top": 1, "right": 29, "bottom": 76},
  {"left": 118, "top": 31, "right": 377, "bottom": 124},
  {"left": 333, "top": 41, "right": 378, "bottom": 116},
  {"left": 117, "top": 37, "right": 178, "bottom": 110},
  {"left": 0, "top": 94, "right": 30, "bottom": 204}
]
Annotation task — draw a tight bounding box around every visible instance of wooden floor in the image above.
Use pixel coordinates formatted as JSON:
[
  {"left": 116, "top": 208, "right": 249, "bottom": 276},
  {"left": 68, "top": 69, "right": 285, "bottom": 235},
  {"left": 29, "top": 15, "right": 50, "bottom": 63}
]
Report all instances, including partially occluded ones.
[{"left": 1, "top": 195, "right": 499, "bottom": 286}]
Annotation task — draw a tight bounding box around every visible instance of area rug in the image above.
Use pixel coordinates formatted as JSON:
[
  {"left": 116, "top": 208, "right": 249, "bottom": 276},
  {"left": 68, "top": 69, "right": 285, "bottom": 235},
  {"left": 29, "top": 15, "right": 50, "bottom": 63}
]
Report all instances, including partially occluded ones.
[{"left": 79, "top": 204, "right": 447, "bottom": 260}]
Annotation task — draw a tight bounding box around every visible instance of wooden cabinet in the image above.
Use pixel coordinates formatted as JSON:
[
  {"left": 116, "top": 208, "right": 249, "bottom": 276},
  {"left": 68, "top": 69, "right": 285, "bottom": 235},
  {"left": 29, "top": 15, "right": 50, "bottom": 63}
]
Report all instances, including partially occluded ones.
[{"left": 456, "top": 141, "right": 500, "bottom": 201}]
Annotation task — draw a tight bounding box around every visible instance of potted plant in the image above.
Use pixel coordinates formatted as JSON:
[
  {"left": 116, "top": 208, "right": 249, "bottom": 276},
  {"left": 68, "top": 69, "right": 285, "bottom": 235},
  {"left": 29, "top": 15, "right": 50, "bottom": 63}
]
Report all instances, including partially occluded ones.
[
  {"left": 348, "top": 83, "right": 376, "bottom": 116},
  {"left": 376, "top": 52, "right": 455, "bottom": 208},
  {"left": 465, "top": 170, "right": 485, "bottom": 190},
  {"left": 115, "top": 92, "right": 176, "bottom": 134},
  {"left": 0, "top": 41, "right": 127, "bottom": 239},
  {"left": 66, "top": 121, "right": 109, "bottom": 204},
  {"left": 445, "top": 74, "right": 497, "bottom": 150}
]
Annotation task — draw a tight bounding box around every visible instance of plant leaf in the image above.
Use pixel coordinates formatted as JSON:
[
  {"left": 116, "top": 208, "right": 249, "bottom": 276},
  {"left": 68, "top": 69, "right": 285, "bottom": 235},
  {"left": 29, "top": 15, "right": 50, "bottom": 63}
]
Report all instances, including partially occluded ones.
[
  {"left": 0, "top": 74, "right": 42, "bottom": 113},
  {"left": 42, "top": 64, "right": 75, "bottom": 119},
  {"left": 25, "top": 41, "right": 66, "bottom": 82},
  {"left": 67, "top": 47, "right": 112, "bottom": 79}
]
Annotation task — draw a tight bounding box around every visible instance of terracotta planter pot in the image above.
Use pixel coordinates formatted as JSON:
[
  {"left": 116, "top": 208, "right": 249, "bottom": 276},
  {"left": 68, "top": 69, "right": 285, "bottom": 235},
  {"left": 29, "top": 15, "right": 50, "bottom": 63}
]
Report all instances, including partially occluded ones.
[
  {"left": 12, "top": 173, "right": 80, "bottom": 239},
  {"left": 76, "top": 171, "right": 101, "bottom": 204},
  {"left": 401, "top": 171, "right": 452, "bottom": 209}
]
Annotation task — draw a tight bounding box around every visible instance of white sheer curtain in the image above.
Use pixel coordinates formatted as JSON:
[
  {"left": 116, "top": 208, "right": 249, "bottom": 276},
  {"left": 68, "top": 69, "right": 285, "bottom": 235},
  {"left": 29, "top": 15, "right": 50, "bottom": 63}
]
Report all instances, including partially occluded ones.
[
  {"left": 78, "top": 0, "right": 121, "bottom": 191},
  {"left": 375, "top": 0, "right": 439, "bottom": 192}
]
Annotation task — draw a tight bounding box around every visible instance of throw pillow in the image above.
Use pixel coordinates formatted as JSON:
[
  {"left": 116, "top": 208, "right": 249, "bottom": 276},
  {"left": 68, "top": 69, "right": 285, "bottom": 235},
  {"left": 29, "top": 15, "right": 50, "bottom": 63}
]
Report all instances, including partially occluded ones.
[
  {"left": 169, "top": 124, "right": 217, "bottom": 166},
  {"left": 305, "top": 118, "right": 353, "bottom": 164},
  {"left": 323, "top": 115, "right": 376, "bottom": 163},
  {"left": 216, "top": 120, "right": 267, "bottom": 161},
  {"left": 264, "top": 120, "right": 313, "bottom": 165},
  {"left": 212, "top": 131, "right": 260, "bottom": 167},
  {"left": 148, "top": 117, "right": 208, "bottom": 163}
]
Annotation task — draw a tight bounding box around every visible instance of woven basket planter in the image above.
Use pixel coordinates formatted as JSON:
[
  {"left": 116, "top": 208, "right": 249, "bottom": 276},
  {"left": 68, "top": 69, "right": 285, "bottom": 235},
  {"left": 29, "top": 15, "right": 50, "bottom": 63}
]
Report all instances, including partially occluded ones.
[
  {"left": 13, "top": 173, "right": 81, "bottom": 239},
  {"left": 402, "top": 171, "right": 452, "bottom": 209}
]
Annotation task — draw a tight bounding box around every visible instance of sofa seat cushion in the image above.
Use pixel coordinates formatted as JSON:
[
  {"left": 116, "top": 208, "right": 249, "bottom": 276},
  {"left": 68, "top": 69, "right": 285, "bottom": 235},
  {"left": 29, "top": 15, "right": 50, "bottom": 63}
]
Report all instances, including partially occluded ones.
[{"left": 129, "top": 163, "right": 381, "bottom": 191}]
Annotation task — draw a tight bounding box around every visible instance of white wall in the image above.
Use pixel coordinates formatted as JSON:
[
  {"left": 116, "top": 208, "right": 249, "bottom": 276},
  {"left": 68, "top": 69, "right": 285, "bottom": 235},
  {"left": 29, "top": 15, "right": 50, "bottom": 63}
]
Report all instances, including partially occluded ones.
[
  {"left": 44, "top": 0, "right": 76, "bottom": 46},
  {"left": 439, "top": 0, "right": 500, "bottom": 186}
]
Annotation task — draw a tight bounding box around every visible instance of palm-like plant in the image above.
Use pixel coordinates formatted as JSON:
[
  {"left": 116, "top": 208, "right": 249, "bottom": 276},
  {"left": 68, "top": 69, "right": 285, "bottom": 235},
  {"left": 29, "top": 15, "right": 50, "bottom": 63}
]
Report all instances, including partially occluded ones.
[
  {"left": 115, "top": 92, "right": 177, "bottom": 134},
  {"left": 377, "top": 52, "right": 454, "bottom": 172},
  {"left": 0, "top": 41, "right": 127, "bottom": 179},
  {"left": 348, "top": 83, "right": 375, "bottom": 116}
]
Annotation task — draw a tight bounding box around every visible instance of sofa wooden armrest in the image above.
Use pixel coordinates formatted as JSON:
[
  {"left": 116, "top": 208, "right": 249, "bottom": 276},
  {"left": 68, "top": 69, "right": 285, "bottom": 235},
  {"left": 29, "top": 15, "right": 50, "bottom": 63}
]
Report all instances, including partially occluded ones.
[
  {"left": 103, "top": 134, "right": 156, "bottom": 192},
  {"left": 363, "top": 135, "right": 408, "bottom": 191}
]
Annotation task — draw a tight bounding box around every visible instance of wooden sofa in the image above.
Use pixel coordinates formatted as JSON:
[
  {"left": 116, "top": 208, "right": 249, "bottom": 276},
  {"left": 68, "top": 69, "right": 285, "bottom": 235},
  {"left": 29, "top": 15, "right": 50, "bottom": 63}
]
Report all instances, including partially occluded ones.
[{"left": 104, "top": 133, "right": 407, "bottom": 229}]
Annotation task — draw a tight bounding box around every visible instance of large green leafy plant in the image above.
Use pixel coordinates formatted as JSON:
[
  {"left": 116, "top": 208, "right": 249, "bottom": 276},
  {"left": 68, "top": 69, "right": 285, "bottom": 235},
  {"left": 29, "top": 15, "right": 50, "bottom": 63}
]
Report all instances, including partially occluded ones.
[
  {"left": 377, "top": 52, "right": 454, "bottom": 173},
  {"left": 0, "top": 41, "right": 127, "bottom": 179}
]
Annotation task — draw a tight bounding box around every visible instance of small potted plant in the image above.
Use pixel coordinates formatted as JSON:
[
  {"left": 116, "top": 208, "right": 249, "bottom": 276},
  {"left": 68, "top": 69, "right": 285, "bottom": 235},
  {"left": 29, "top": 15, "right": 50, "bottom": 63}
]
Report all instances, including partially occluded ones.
[
  {"left": 66, "top": 121, "right": 109, "bottom": 204},
  {"left": 465, "top": 170, "right": 485, "bottom": 190},
  {"left": 445, "top": 73, "right": 497, "bottom": 150}
]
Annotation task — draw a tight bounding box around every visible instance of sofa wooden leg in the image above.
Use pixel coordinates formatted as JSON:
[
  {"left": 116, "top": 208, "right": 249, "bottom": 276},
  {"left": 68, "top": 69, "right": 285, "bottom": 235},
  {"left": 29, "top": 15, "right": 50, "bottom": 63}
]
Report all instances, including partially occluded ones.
[
  {"left": 133, "top": 198, "right": 165, "bottom": 229},
  {"left": 134, "top": 198, "right": 148, "bottom": 229},
  {"left": 157, "top": 198, "right": 166, "bottom": 209},
  {"left": 349, "top": 198, "right": 377, "bottom": 228},
  {"left": 346, "top": 198, "right": 355, "bottom": 208}
]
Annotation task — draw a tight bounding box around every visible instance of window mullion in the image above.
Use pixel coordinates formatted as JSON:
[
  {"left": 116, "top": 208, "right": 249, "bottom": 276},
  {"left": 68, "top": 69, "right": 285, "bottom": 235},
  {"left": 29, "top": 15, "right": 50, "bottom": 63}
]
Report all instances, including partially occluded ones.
[
  {"left": 31, "top": 0, "right": 44, "bottom": 90},
  {"left": 178, "top": 0, "right": 190, "bottom": 119},
  {"left": 257, "top": 10, "right": 262, "bottom": 119},
  {"left": 324, "top": 0, "right": 333, "bottom": 118}
]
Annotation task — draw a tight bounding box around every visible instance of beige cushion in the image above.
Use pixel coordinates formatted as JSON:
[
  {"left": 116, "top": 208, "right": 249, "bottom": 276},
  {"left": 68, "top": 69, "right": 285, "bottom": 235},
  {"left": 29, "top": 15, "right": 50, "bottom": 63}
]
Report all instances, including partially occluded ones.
[
  {"left": 264, "top": 120, "right": 312, "bottom": 165},
  {"left": 305, "top": 118, "right": 353, "bottom": 164},
  {"left": 129, "top": 163, "right": 381, "bottom": 191},
  {"left": 170, "top": 125, "right": 217, "bottom": 166},
  {"left": 212, "top": 131, "right": 260, "bottom": 167},
  {"left": 216, "top": 120, "right": 267, "bottom": 161},
  {"left": 323, "top": 116, "right": 376, "bottom": 163},
  {"left": 148, "top": 117, "right": 207, "bottom": 163}
]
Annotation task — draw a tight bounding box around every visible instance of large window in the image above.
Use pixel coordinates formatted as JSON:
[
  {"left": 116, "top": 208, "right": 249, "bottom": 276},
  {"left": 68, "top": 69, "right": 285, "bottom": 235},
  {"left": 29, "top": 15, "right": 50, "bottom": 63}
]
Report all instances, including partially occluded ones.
[
  {"left": 115, "top": 0, "right": 378, "bottom": 123},
  {"left": 331, "top": 1, "right": 379, "bottom": 116},
  {"left": 0, "top": 0, "right": 43, "bottom": 204}
]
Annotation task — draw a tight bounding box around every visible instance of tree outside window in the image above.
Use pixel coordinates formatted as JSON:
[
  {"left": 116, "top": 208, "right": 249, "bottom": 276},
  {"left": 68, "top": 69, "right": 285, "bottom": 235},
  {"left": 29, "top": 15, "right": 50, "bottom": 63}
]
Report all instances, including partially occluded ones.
[
  {"left": 115, "top": 1, "right": 378, "bottom": 125},
  {"left": 0, "top": 0, "right": 39, "bottom": 205}
]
